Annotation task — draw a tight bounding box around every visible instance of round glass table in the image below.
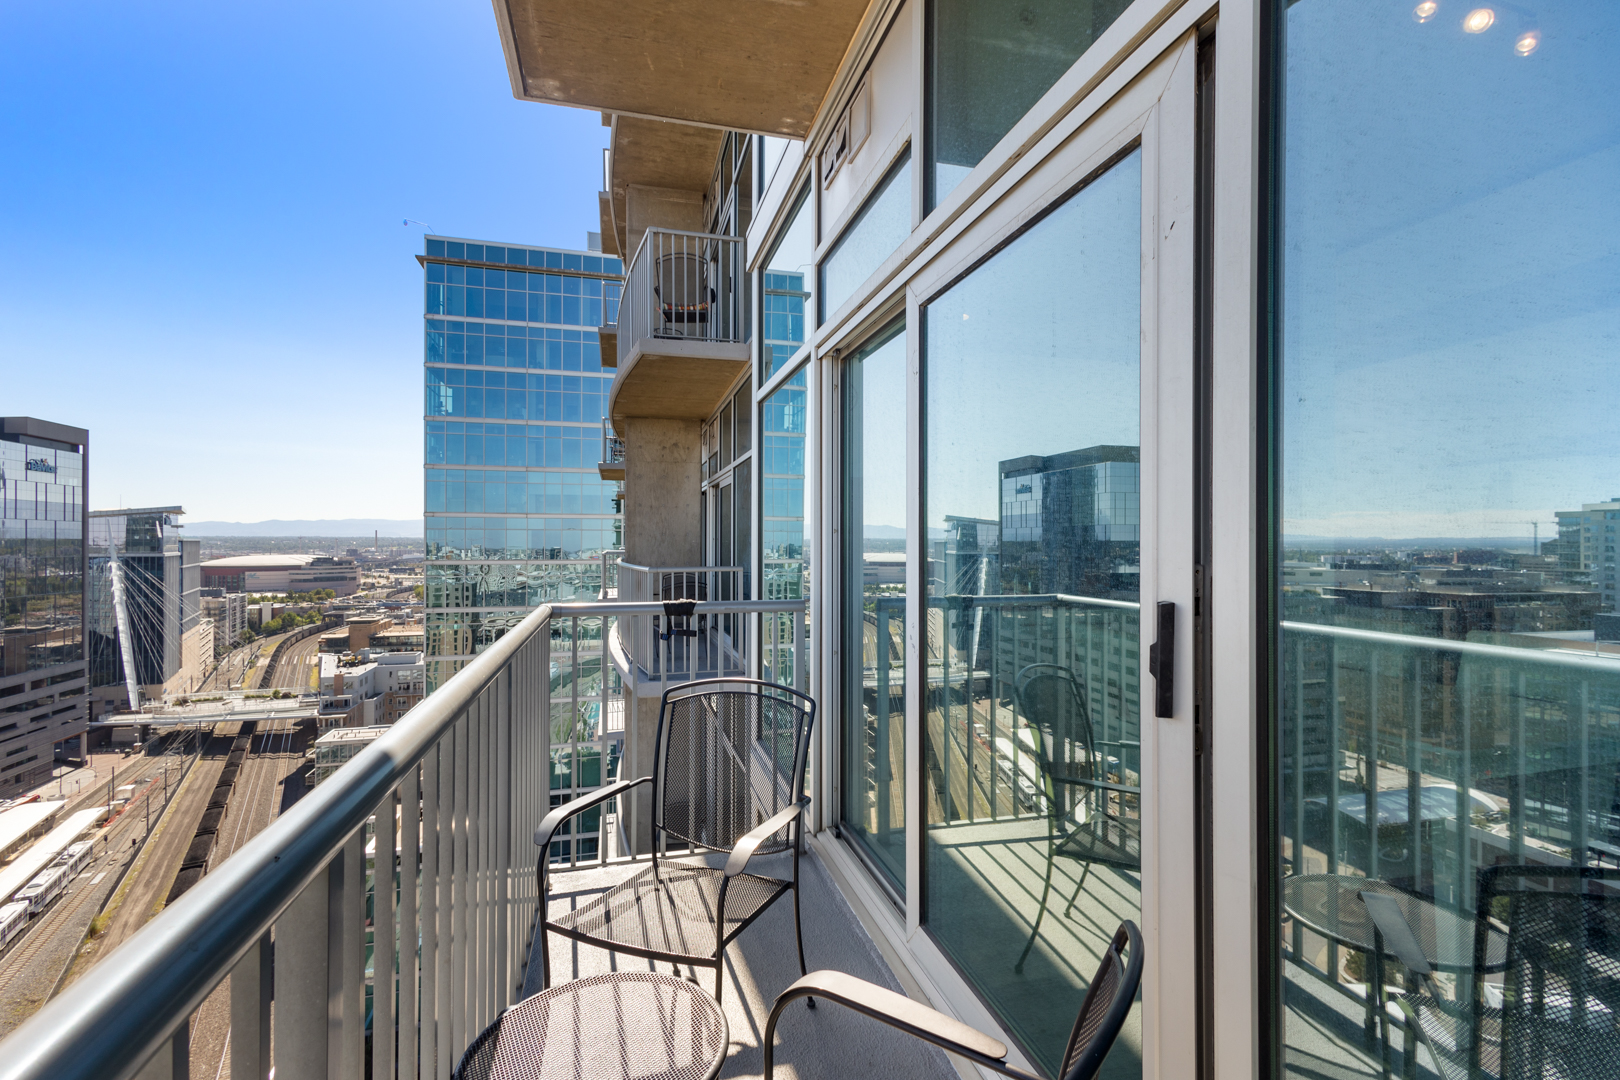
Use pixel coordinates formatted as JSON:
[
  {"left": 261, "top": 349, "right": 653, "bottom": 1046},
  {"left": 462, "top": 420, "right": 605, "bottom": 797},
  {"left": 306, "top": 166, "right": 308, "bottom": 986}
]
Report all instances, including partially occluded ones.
[
  {"left": 454, "top": 971, "right": 729, "bottom": 1080},
  {"left": 1283, "top": 874, "right": 1506, "bottom": 972}
]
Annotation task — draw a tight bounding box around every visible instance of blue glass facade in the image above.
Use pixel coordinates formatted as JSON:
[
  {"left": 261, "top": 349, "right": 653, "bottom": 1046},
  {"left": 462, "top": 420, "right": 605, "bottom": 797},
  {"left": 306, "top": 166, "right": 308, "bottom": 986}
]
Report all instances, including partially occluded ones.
[{"left": 422, "top": 238, "right": 623, "bottom": 682}]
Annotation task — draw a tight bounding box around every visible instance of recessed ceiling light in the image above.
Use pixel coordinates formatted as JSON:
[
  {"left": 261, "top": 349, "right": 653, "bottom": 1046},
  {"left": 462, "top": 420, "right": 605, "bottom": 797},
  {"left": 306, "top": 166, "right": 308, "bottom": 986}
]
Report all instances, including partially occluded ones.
[
  {"left": 1413, "top": 2, "right": 1438, "bottom": 23},
  {"left": 1463, "top": 8, "right": 1495, "bottom": 33},
  {"left": 1515, "top": 30, "right": 1540, "bottom": 55}
]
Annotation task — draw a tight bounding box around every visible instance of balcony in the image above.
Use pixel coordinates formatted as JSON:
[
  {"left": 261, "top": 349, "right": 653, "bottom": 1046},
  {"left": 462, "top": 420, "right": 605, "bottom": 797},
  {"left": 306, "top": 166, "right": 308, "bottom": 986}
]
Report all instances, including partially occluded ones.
[
  {"left": 0, "top": 597, "right": 908, "bottom": 1080},
  {"left": 609, "top": 229, "right": 748, "bottom": 425},
  {"left": 598, "top": 419, "right": 625, "bottom": 481}
]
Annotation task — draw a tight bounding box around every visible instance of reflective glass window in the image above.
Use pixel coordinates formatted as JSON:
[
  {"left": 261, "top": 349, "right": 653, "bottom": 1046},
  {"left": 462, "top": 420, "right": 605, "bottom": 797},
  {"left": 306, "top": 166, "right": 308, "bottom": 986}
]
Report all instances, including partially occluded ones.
[
  {"left": 762, "top": 188, "right": 813, "bottom": 380},
  {"left": 926, "top": 0, "right": 1132, "bottom": 208},
  {"left": 922, "top": 150, "right": 1141, "bottom": 1075},
  {"left": 842, "top": 319, "right": 908, "bottom": 891},
  {"left": 819, "top": 149, "right": 911, "bottom": 322},
  {"left": 1275, "top": 7, "right": 1620, "bottom": 1078}
]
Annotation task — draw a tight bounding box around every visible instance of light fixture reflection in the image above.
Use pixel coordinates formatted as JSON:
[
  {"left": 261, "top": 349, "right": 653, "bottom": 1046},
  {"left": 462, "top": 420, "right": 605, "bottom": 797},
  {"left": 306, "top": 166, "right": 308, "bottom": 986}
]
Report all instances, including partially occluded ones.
[
  {"left": 1515, "top": 30, "right": 1540, "bottom": 55},
  {"left": 1413, "top": 2, "right": 1438, "bottom": 23},
  {"left": 1463, "top": 7, "right": 1495, "bottom": 33}
]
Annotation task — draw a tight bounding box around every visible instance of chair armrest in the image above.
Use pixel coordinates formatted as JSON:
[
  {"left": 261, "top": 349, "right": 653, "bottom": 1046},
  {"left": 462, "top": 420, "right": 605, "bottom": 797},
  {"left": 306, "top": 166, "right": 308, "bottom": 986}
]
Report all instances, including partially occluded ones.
[
  {"left": 1359, "top": 890, "right": 1441, "bottom": 994},
  {"left": 534, "top": 776, "right": 651, "bottom": 851},
  {"left": 1052, "top": 775, "right": 1141, "bottom": 796},
  {"left": 724, "top": 798, "right": 808, "bottom": 878},
  {"left": 765, "top": 971, "right": 1039, "bottom": 1079}
]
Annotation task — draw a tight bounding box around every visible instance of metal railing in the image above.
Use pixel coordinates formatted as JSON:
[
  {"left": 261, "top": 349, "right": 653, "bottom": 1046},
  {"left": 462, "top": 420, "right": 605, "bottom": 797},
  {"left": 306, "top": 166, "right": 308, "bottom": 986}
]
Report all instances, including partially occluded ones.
[
  {"left": 618, "top": 228, "right": 743, "bottom": 365},
  {"left": 599, "top": 418, "right": 624, "bottom": 468},
  {"left": 0, "top": 594, "right": 808, "bottom": 1080},
  {"left": 0, "top": 603, "right": 559, "bottom": 1080},
  {"left": 922, "top": 594, "right": 1141, "bottom": 827},
  {"left": 597, "top": 547, "right": 624, "bottom": 600},
  {"left": 1277, "top": 619, "right": 1620, "bottom": 1038}
]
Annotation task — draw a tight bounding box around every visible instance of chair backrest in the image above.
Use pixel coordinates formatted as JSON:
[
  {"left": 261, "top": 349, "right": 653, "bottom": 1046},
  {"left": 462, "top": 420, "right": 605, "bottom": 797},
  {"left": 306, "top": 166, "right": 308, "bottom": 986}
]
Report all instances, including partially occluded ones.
[
  {"left": 1014, "top": 664, "right": 1100, "bottom": 810},
  {"left": 653, "top": 678, "right": 816, "bottom": 855},
  {"left": 655, "top": 253, "right": 709, "bottom": 309},
  {"left": 1474, "top": 865, "right": 1620, "bottom": 1079},
  {"left": 1058, "top": 920, "right": 1144, "bottom": 1080}
]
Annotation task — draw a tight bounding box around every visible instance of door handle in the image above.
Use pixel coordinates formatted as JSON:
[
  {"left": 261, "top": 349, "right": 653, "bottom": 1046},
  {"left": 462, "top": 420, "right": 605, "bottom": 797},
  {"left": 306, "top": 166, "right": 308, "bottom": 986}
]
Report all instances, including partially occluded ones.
[{"left": 1148, "top": 601, "right": 1175, "bottom": 718}]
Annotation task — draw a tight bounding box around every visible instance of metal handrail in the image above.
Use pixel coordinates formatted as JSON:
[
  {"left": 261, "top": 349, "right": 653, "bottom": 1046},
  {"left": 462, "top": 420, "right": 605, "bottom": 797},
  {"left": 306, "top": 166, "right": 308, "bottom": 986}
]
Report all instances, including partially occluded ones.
[{"left": 0, "top": 604, "right": 557, "bottom": 1080}]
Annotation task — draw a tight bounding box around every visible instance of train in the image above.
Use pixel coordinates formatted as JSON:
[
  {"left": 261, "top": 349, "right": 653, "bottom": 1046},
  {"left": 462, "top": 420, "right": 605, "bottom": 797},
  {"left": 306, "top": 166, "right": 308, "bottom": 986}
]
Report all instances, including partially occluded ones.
[
  {"left": 53, "top": 840, "right": 94, "bottom": 877},
  {"left": 12, "top": 839, "right": 94, "bottom": 917},
  {"left": 0, "top": 901, "right": 29, "bottom": 949},
  {"left": 15, "top": 865, "right": 68, "bottom": 915}
]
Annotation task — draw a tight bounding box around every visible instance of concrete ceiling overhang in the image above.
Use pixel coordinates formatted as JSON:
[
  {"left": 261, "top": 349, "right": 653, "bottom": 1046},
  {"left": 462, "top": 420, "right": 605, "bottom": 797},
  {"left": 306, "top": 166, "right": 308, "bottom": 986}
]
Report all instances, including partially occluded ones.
[
  {"left": 603, "top": 117, "right": 726, "bottom": 256},
  {"left": 494, "top": 0, "right": 872, "bottom": 139}
]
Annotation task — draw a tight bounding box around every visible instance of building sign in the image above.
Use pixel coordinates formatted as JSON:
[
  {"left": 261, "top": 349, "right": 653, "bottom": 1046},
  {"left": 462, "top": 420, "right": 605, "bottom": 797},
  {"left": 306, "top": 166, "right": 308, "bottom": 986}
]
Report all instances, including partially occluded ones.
[{"left": 25, "top": 457, "right": 55, "bottom": 474}]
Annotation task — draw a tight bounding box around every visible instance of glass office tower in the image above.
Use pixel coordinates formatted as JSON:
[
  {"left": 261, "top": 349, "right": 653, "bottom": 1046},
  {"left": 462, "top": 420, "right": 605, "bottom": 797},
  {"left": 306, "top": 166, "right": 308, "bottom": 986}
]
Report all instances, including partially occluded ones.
[
  {"left": 0, "top": 417, "right": 88, "bottom": 788},
  {"left": 421, "top": 237, "right": 623, "bottom": 688}
]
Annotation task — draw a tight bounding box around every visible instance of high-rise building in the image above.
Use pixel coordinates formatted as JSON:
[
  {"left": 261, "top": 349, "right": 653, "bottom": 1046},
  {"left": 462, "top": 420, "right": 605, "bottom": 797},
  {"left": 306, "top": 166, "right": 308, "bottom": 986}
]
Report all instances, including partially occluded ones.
[
  {"left": 86, "top": 507, "right": 206, "bottom": 717},
  {"left": 0, "top": 416, "right": 89, "bottom": 787},
  {"left": 421, "top": 236, "right": 624, "bottom": 687},
  {"left": 997, "top": 445, "right": 1140, "bottom": 599},
  {"left": 1555, "top": 497, "right": 1620, "bottom": 612}
]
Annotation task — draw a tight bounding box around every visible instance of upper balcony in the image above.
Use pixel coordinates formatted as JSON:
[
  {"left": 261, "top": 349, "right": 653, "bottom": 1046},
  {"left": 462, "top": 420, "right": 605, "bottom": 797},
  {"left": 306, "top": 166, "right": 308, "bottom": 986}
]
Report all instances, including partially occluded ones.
[{"left": 608, "top": 229, "right": 749, "bottom": 425}]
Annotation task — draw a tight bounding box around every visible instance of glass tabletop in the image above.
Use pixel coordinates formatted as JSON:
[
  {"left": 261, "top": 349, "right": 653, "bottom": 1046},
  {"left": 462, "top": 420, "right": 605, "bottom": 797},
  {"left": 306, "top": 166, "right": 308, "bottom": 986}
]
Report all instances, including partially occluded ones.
[{"left": 1283, "top": 873, "right": 1507, "bottom": 973}]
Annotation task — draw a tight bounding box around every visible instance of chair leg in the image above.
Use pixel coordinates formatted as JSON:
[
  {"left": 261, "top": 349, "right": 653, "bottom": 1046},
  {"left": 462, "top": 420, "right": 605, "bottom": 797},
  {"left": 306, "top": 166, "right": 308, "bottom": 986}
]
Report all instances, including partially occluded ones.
[
  {"left": 539, "top": 923, "right": 551, "bottom": 990},
  {"left": 792, "top": 882, "right": 816, "bottom": 1009},
  {"left": 1062, "top": 862, "right": 1093, "bottom": 919},
  {"left": 1016, "top": 842, "right": 1058, "bottom": 974},
  {"left": 713, "top": 955, "right": 725, "bottom": 1004}
]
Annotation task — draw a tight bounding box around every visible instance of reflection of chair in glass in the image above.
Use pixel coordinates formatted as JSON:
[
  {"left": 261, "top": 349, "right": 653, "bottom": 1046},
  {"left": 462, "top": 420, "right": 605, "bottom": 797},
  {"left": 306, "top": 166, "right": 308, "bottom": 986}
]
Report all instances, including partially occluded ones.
[
  {"left": 654, "top": 251, "right": 714, "bottom": 335},
  {"left": 1013, "top": 664, "right": 1141, "bottom": 973},
  {"left": 533, "top": 678, "right": 817, "bottom": 1004},
  {"left": 1375, "top": 865, "right": 1620, "bottom": 1080},
  {"left": 767, "top": 921, "right": 1143, "bottom": 1080}
]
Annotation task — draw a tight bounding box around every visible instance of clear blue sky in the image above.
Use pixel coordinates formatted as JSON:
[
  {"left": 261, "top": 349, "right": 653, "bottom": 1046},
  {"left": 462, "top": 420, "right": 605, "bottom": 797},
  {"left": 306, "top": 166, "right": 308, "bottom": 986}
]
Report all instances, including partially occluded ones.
[{"left": 0, "top": 1, "right": 608, "bottom": 523}]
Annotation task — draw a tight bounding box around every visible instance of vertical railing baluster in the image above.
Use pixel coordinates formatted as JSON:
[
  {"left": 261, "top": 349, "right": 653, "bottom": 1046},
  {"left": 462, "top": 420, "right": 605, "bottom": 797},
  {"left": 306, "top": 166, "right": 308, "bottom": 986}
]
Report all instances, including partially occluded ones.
[
  {"left": 450, "top": 713, "right": 469, "bottom": 1063},
  {"left": 276, "top": 864, "right": 329, "bottom": 1076},
  {"left": 436, "top": 730, "right": 454, "bottom": 1080},
  {"left": 377, "top": 788, "right": 398, "bottom": 1080},
  {"left": 231, "top": 933, "right": 271, "bottom": 1080},
  {"left": 1367, "top": 651, "right": 1381, "bottom": 885},
  {"left": 401, "top": 766, "right": 421, "bottom": 1080},
  {"left": 133, "top": 1021, "right": 189, "bottom": 1080},
  {"left": 421, "top": 749, "right": 440, "bottom": 1079},
  {"left": 1574, "top": 675, "right": 1590, "bottom": 867},
  {"left": 496, "top": 654, "right": 513, "bottom": 1010},
  {"left": 1408, "top": 653, "right": 1423, "bottom": 892}
]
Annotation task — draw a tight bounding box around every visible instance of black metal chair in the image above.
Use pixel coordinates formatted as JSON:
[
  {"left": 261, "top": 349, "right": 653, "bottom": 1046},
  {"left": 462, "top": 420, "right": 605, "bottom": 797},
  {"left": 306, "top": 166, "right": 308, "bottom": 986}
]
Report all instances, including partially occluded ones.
[
  {"left": 1013, "top": 664, "right": 1141, "bottom": 973},
  {"left": 654, "top": 252, "right": 714, "bottom": 335},
  {"left": 533, "top": 677, "right": 816, "bottom": 1004},
  {"left": 765, "top": 920, "right": 1143, "bottom": 1080},
  {"left": 1376, "top": 865, "right": 1620, "bottom": 1080}
]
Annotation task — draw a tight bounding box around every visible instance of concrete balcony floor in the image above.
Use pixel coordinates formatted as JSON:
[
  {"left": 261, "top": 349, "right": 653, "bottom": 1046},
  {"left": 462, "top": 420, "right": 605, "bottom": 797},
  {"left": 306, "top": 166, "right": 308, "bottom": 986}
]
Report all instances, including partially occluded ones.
[{"left": 529, "top": 847, "right": 957, "bottom": 1079}]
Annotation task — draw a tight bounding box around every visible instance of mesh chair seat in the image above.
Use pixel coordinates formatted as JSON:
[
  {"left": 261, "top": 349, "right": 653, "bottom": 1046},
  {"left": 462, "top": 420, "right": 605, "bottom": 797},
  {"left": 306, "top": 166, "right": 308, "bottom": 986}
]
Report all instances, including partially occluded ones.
[
  {"left": 454, "top": 971, "right": 728, "bottom": 1080},
  {"left": 551, "top": 862, "right": 791, "bottom": 963},
  {"left": 1054, "top": 813, "right": 1141, "bottom": 873}
]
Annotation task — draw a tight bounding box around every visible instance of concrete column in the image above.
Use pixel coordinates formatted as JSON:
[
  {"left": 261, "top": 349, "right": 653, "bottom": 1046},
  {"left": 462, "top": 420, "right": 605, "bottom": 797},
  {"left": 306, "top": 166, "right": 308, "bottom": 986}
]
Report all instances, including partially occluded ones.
[{"left": 620, "top": 417, "right": 703, "bottom": 567}]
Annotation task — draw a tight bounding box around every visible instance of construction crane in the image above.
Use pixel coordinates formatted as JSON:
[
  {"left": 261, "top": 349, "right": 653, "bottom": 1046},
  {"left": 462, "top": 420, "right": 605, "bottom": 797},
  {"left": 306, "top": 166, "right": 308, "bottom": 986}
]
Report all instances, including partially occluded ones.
[{"left": 1488, "top": 520, "right": 1555, "bottom": 556}]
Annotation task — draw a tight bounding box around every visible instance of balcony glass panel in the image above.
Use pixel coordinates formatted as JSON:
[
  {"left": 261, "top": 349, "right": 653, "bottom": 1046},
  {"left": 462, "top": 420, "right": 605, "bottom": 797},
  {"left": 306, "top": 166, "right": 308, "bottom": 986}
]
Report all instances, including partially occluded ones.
[
  {"left": 819, "top": 148, "right": 911, "bottom": 323},
  {"left": 843, "top": 319, "right": 909, "bottom": 892},
  {"left": 1276, "top": 5, "right": 1620, "bottom": 1078},
  {"left": 762, "top": 187, "right": 813, "bottom": 380},
  {"left": 922, "top": 149, "right": 1141, "bottom": 1077},
  {"left": 926, "top": 0, "right": 1133, "bottom": 209}
]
